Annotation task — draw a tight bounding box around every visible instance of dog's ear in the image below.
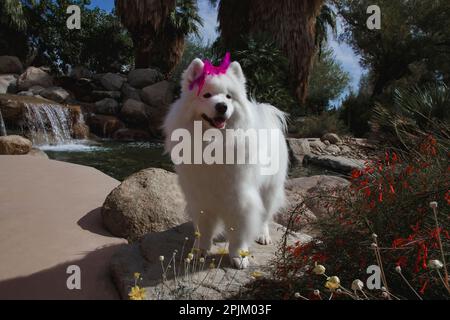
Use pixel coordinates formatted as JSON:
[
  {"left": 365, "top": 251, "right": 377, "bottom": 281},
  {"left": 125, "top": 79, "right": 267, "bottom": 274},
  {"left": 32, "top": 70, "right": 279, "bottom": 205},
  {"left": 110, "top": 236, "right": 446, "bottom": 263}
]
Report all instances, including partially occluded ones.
[
  {"left": 183, "top": 58, "right": 204, "bottom": 86},
  {"left": 229, "top": 61, "right": 246, "bottom": 85}
]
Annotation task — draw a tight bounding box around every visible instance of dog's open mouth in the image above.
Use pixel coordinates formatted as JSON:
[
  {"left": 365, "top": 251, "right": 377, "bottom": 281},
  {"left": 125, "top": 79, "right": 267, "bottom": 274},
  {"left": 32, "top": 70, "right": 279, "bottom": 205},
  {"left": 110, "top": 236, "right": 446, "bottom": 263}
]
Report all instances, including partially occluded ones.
[{"left": 202, "top": 114, "right": 227, "bottom": 129}]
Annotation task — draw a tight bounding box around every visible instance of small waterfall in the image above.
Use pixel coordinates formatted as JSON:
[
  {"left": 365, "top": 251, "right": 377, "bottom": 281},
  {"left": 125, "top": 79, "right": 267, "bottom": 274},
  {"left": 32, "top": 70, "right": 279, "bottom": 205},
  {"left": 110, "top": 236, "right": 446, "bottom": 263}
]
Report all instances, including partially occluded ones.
[
  {"left": 0, "top": 109, "right": 6, "bottom": 136},
  {"left": 24, "top": 103, "right": 74, "bottom": 145}
]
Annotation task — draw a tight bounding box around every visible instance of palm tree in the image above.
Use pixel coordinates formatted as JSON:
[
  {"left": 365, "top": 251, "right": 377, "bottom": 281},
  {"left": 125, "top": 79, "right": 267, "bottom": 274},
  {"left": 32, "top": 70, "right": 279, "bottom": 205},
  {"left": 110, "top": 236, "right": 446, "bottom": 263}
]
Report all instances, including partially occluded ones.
[
  {"left": 213, "top": 0, "right": 325, "bottom": 104},
  {"left": 115, "top": 0, "right": 176, "bottom": 68},
  {"left": 149, "top": 0, "right": 203, "bottom": 76},
  {"left": 0, "top": 0, "right": 27, "bottom": 31}
]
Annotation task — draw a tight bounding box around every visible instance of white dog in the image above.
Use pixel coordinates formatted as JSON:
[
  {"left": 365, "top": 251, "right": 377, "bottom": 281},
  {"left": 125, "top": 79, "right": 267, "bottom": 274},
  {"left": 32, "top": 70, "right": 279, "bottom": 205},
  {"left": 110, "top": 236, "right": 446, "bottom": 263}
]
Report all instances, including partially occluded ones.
[{"left": 163, "top": 55, "right": 289, "bottom": 269}]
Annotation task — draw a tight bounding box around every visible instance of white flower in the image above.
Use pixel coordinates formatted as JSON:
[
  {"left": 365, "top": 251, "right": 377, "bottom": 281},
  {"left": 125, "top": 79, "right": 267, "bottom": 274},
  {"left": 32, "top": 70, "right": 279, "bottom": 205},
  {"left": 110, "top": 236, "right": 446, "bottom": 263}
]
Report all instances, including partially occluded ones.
[
  {"left": 159, "top": 256, "right": 164, "bottom": 262},
  {"left": 372, "top": 233, "right": 378, "bottom": 240},
  {"left": 351, "top": 279, "right": 364, "bottom": 291},
  {"left": 294, "top": 292, "right": 301, "bottom": 298},
  {"left": 428, "top": 260, "right": 444, "bottom": 270},
  {"left": 313, "top": 290, "right": 320, "bottom": 296},
  {"left": 199, "top": 257, "right": 205, "bottom": 264},
  {"left": 395, "top": 266, "right": 402, "bottom": 273},
  {"left": 429, "top": 202, "right": 438, "bottom": 209}
]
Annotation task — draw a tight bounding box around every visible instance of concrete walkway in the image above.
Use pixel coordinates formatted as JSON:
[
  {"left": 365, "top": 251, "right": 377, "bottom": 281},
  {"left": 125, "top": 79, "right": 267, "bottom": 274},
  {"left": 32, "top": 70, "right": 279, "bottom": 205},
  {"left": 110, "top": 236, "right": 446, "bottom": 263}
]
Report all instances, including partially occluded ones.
[{"left": 0, "top": 156, "right": 127, "bottom": 299}]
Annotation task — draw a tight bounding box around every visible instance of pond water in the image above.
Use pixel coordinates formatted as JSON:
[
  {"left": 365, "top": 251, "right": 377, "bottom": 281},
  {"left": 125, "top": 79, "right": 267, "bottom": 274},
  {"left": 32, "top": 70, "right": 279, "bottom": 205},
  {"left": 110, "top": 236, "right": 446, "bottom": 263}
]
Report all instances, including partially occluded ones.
[{"left": 43, "top": 140, "right": 338, "bottom": 181}]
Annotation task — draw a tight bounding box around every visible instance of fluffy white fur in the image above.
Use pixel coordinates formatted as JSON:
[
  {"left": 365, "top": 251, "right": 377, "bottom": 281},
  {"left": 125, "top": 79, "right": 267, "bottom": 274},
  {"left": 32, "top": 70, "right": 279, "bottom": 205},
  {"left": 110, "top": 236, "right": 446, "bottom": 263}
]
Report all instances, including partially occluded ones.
[{"left": 163, "top": 58, "right": 289, "bottom": 269}]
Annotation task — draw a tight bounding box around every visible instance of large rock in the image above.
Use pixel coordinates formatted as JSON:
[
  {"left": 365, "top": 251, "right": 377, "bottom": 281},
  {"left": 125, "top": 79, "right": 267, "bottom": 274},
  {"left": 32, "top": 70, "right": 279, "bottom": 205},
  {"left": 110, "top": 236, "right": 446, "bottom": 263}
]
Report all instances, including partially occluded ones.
[
  {"left": 17, "top": 67, "right": 53, "bottom": 90},
  {"left": 101, "top": 168, "right": 187, "bottom": 241},
  {"left": 88, "top": 114, "right": 124, "bottom": 138},
  {"left": 276, "top": 175, "right": 350, "bottom": 230},
  {"left": 0, "top": 56, "right": 23, "bottom": 74},
  {"left": 287, "top": 138, "right": 311, "bottom": 164},
  {"left": 121, "top": 83, "right": 142, "bottom": 102},
  {"left": 140, "top": 80, "right": 174, "bottom": 108},
  {"left": 120, "top": 99, "right": 149, "bottom": 126},
  {"left": 321, "top": 133, "right": 342, "bottom": 145},
  {"left": 94, "top": 98, "right": 120, "bottom": 115},
  {"left": 128, "top": 68, "right": 162, "bottom": 89},
  {"left": 91, "top": 90, "right": 121, "bottom": 100},
  {"left": 69, "top": 66, "right": 92, "bottom": 80},
  {"left": 0, "top": 156, "right": 126, "bottom": 299},
  {"left": 110, "top": 222, "right": 311, "bottom": 300},
  {"left": 40, "top": 86, "right": 70, "bottom": 103},
  {"left": 0, "top": 135, "right": 32, "bottom": 155},
  {"left": 100, "top": 73, "right": 126, "bottom": 91},
  {"left": 26, "top": 148, "right": 49, "bottom": 159},
  {"left": 0, "top": 74, "right": 18, "bottom": 94},
  {"left": 303, "top": 154, "right": 365, "bottom": 174}
]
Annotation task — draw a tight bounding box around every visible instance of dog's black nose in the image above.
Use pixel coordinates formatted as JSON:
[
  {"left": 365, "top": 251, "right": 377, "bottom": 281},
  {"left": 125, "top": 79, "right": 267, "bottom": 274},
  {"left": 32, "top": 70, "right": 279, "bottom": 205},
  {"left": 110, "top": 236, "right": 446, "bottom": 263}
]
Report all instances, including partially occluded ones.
[{"left": 215, "top": 102, "right": 228, "bottom": 114}]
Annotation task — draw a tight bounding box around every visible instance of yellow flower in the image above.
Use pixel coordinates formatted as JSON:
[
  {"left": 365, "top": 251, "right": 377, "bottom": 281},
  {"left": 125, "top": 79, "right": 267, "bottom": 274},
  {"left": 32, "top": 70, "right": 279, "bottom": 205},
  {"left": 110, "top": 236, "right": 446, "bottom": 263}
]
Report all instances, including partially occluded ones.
[
  {"left": 325, "top": 276, "right": 341, "bottom": 291},
  {"left": 195, "top": 231, "right": 201, "bottom": 238},
  {"left": 251, "top": 271, "right": 263, "bottom": 279},
  {"left": 217, "top": 247, "right": 229, "bottom": 255},
  {"left": 239, "top": 250, "right": 250, "bottom": 258},
  {"left": 312, "top": 263, "right": 326, "bottom": 275},
  {"left": 128, "top": 285, "right": 146, "bottom": 300},
  {"left": 133, "top": 272, "right": 141, "bottom": 280}
]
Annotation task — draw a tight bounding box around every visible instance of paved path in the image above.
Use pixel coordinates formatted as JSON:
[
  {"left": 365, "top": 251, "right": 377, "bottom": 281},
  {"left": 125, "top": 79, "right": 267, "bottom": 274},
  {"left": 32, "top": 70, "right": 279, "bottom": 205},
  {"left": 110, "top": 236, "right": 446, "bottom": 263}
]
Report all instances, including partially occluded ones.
[{"left": 0, "top": 156, "right": 127, "bottom": 299}]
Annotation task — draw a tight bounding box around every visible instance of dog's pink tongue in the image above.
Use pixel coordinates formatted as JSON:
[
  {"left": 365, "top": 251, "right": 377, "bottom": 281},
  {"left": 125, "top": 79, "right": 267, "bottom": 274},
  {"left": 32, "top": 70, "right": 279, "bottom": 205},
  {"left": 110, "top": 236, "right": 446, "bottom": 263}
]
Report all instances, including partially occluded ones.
[{"left": 213, "top": 118, "right": 226, "bottom": 129}]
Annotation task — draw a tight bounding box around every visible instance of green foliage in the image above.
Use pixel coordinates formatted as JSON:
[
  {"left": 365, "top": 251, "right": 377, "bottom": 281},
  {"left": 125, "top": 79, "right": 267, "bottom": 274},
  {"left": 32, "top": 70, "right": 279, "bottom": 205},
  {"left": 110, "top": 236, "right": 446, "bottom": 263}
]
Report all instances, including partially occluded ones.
[
  {"left": 372, "top": 84, "right": 450, "bottom": 149},
  {"left": 339, "top": 92, "right": 373, "bottom": 138},
  {"left": 168, "top": 0, "right": 203, "bottom": 38},
  {"left": 336, "top": 0, "right": 450, "bottom": 95},
  {"left": 0, "top": 0, "right": 133, "bottom": 73},
  {"left": 306, "top": 48, "right": 350, "bottom": 115},
  {"left": 290, "top": 112, "right": 347, "bottom": 138}
]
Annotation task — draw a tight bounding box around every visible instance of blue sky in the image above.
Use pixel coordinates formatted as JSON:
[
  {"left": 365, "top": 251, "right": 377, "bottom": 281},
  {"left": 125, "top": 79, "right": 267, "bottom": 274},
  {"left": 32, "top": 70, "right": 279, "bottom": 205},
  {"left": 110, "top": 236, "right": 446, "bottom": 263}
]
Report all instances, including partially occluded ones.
[{"left": 90, "top": 0, "right": 364, "bottom": 104}]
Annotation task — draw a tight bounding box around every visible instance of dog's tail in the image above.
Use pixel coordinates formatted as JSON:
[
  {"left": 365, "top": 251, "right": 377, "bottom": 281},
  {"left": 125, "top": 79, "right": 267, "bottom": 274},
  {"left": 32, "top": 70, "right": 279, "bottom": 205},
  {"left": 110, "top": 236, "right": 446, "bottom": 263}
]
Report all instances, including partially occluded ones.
[{"left": 254, "top": 101, "right": 289, "bottom": 133}]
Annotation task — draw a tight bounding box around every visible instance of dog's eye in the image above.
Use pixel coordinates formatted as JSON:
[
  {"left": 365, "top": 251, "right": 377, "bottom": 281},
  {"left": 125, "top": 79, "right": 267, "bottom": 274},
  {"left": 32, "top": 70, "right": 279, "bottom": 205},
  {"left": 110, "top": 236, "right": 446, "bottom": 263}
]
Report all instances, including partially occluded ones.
[
  {"left": 226, "top": 94, "right": 232, "bottom": 99},
  {"left": 203, "top": 93, "right": 212, "bottom": 98}
]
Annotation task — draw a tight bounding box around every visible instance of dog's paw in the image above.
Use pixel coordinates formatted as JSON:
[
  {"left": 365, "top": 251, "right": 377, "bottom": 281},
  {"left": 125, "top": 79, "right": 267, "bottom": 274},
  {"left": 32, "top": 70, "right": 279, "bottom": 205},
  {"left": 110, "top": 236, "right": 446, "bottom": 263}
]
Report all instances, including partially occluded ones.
[
  {"left": 231, "top": 256, "right": 250, "bottom": 269},
  {"left": 256, "top": 234, "right": 273, "bottom": 245}
]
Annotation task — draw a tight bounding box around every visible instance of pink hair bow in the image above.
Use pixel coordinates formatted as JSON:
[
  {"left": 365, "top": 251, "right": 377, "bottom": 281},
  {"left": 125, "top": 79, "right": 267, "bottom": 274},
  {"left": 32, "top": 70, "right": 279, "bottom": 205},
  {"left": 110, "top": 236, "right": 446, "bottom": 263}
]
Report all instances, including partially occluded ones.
[{"left": 189, "top": 52, "right": 231, "bottom": 96}]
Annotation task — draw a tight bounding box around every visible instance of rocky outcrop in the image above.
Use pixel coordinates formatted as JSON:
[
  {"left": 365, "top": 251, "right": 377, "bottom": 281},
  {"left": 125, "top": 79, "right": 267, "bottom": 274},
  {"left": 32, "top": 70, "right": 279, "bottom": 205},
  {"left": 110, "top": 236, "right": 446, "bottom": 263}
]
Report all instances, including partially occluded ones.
[
  {"left": 321, "top": 133, "right": 342, "bottom": 145},
  {"left": 100, "top": 73, "right": 126, "bottom": 91},
  {"left": 287, "top": 138, "right": 311, "bottom": 164},
  {"left": 0, "top": 56, "right": 23, "bottom": 74},
  {"left": 128, "top": 68, "right": 162, "bottom": 89},
  {"left": 141, "top": 80, "right": 174, "bottom": 108},
  {"left": 17, "top": 67, "right": 53, "bottom": 91},
  {"left": 303, "top": 154, "right": 365, "bottom": 174},
  {"left": 0, "top": 74, "right": 18, "bottom": 94},
  {"left": 110, "top": 222, "right": 311, "bottom": 300},
  {"left": 0, "top": 135, "right": 32, "bottom": 155},
  {"left": 101, "top": 168, "right": 187, "bottom": 241},
  {"left": 120, "top": 99, "right": 149, "bottom": 126},
  {"left": 94, "top": 98, "right": 120, "bottom": 115},
  {"left": 40, "top": 87, "right": 70, "bottom": 103}
]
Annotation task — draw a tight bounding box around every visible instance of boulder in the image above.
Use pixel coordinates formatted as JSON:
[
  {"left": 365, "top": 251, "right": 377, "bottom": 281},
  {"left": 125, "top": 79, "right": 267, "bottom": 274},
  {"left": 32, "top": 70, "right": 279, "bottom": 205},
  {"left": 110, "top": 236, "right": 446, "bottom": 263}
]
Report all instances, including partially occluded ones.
[
  {"left": 88, "top": 114, "right": 124, "bottom": 138},
  {"left": 17, "top": 67, "right": 53, "bottom": 91},
  {"left": 309, "top": 139, "right": 326, "bottom": 152},
  {"left": 28, "top": 85, "right": 45, "bottom": 95},
  {"left": 101, "top": 168, "right": 187, "bottom": 241},
  {"left": 321, "top": 133, "right": 342, "bottom": 145},
  {"left": 69, "top": 66, "right": 92, "bottom": 80},
  {"left": 0, "top": 74, "right": 18, "bottom": 94},
  {"left": 121, "top": 83, "right": 141, "bottom": 102},
  {"left": 276, "top": 175, "right": 350, "bottom": 230},
  {"left": 100, "top": 73, "right": 126, "bottom": 91},
  {"left": 0, "top": 56, "right": 23, "bottom": 74},
  {"left": 113, "top": 129, "right": 150, "bottom": 142},
  {"left": 110, "top": 222, "right": 311, "bottom": 300},
  {"left": 40, "top": 87, "right": 70, "bottom": 103},
  {"left": 140, "top": 80, "right": 174, "bottom": 108},
  {"left": 303, "top": 154, "right": 365, "bottom": 174},
  {"left": 91, "top": 90, "right": 121, "bottom": 100},
  {"left": 120, "top": 99, "right": 149, "bottom": 126},
  {"left": 286, "top": 138, "right": 311, "bottom": 164},
  {"left": 128, "top": 68, "right": 162, "bottom": 89},
  {"left": 94, "top": 98, "right": 120, "bottom": 115},
  {"left": 325, "top": 144, "right": 341, "bottom": 154},
  {"left": 0, "top": 135, "right": 32, "bottom": 155}
]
